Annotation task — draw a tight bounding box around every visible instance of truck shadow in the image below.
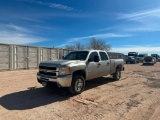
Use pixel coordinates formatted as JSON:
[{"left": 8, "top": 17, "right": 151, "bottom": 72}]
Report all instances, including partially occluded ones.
[
  {"left": 85, "top": 77, "right": 114, "bottom": 90},
  {"left": 0, "top": 77, "right": 114, "bottom": 110},
  {"left": 141, "top": 64, "right": 154, "bottom": 66}
]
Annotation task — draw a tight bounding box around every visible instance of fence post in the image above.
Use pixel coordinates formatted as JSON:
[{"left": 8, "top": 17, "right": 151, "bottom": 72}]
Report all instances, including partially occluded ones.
[
  {"left": 9, "top": 45, "right": 13, "bottom": 70},
  {"left": 57, "top": 49, "right": 59, "bottom": 59},
  {"left": 37, "top": 47, "right": 41, "bottom": 65}
]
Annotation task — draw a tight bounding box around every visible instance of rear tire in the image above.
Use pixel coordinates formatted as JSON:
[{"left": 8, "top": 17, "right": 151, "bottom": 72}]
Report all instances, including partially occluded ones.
[
  {"left": 113, "top": 68, "right": 121, "bottom": 80},
  {"left": 69, "top": 75, "right": 85, "bottom": 95}
]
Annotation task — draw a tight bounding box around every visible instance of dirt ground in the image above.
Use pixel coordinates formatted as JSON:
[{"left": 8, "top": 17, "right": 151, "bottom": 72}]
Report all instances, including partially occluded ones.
[{"left": 0, "top": 63, "right": 160, "bottom": 120}]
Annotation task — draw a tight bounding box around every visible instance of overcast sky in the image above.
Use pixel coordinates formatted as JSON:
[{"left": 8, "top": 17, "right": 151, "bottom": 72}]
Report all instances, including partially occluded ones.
[{"left": 0, "top": 0, "right": 160, "bottom": 55}]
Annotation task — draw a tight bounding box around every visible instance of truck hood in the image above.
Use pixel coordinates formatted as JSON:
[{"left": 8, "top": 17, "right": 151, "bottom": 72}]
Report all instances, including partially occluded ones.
[{"left": 39, "top": 59, "right": 83, "bottom": 67}]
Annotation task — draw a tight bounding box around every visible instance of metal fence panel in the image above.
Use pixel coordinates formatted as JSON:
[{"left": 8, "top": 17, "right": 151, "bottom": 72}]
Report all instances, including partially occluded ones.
[
  {"left": 15, "top": 46, "right": 27, "bottom": 69},
  {"left": 68, "top": 50, "right": 74, "bottom": 53},
  {"left": 50, "top": 48, "right": 58, "bottom": 60},
  {"left": 59, "top": 49, "right": 63, "bottom": 59},
  {"left": 41, "top": 48, "right": 50, "bottom": 62},
  {"left": 28, "top": 47, "right": 38, "bottom": 68},
  {"left": 63, "top": 49, "right": 69, "bottom": 56},
  {"left": 0, "top": 44, "right": 10, "bottom": 70}
]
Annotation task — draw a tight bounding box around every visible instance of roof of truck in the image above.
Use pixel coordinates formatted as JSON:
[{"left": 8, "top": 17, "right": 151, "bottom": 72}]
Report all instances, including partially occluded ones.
[{"left": 70, "top": 50, "right": 107, "bottom": 52}]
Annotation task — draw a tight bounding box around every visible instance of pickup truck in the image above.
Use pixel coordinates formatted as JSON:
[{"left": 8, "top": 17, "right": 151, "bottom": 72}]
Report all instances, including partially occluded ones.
[{"left": 37, "top": 50, "right": 124, "bottom": 95}]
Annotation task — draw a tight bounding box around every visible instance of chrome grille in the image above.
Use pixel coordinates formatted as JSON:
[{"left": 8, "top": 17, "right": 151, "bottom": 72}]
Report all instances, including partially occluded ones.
[
  {"left": 39, "top": 71, "right": 56, "bottom": 76},
  {"left": 39, "top": 66, "right": 56, "bottom": 70},
  {"left": 39, "top": 66, "right": 57, "bottom": 76}
]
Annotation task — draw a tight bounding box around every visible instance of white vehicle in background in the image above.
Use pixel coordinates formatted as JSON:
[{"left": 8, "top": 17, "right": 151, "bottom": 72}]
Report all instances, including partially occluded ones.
[
  {"left": 153, "top": 57, "right": 157, "bottom": 64},
  {"left": 143, "top": 56, "right": 156, "bottom": 65},
  {"left": 157, "top": 57, "right": 160, "bottom": 62},
  {"left": 151, "top": 54, "right": 159, "bottom": 61}
]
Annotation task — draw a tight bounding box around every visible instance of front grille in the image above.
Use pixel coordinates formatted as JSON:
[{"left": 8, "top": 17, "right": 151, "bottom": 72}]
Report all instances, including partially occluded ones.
[
  {"left": 39, "top": 71, "right": 56, "bottom": 76},
  {"left": 145, "top": 60, "right": 152, "bottom": 62},
  {"left": 39, "top": 66, "right": 57, "bottom": 76},
  {"left": 144, "top": 58, "right": 152, "bottom": 62},
  {"left": 39, "top": 66, "right": 57, "bottom": 70}
]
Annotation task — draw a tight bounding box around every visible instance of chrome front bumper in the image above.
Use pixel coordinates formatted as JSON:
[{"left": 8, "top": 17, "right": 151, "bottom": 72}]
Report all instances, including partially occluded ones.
[{"left": 37, "top": 73, "right": 72, "bottom": 87}]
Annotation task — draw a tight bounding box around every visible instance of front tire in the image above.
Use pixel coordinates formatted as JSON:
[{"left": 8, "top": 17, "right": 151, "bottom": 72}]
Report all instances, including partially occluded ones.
[
  {"left": 69, "top": 75, "right": 85, "bottom": 95},
  {"left": 113, "top": 68, "right": 121, "bottom": 80}
]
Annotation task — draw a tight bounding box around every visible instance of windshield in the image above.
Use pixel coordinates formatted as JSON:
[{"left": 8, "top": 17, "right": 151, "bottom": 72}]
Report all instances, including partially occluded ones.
[
  {"left": 138, "top": 55, "right": 144, "bottom": 57},
  {"left": 63, "top": 51, "right": 89, "bottom": 60},
  {"left": 128, "top": 54, "right": 135, "bottom": 56}
]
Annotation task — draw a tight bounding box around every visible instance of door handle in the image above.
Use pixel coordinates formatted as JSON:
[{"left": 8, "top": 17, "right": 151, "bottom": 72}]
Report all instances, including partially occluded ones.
[
  {"left": 98, "top": 63, "right": 101, "bottom": 66},
  {"left": 106, "top": 62, "right": 110, "bottom": 66}
]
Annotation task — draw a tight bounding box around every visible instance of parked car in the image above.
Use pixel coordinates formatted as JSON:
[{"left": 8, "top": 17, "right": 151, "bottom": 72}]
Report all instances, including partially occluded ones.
[
  {"left": 153, "top": 57, "right": 157, "bottom": 64},
  {"left": 143, "top": 56, "right": 156, "bottom": 65},
  {"left": 137, "top": 53, "right": 148, "bottom": 62},
  {"left": 151, "top": 54, "right": 159, "bottom": 60},
  {"left": 37, "top": 50, "right": 124, "bottom": 95}
]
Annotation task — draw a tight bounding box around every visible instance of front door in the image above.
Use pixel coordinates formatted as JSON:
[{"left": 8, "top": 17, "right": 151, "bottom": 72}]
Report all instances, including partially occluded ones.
[{"left": 86, "top": 52, "right": 101, "bottom": 80}]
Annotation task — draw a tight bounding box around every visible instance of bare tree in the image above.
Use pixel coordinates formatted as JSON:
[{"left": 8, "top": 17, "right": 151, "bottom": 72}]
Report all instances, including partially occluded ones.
[
  {"left": 65, "top": 45, "right": 75, "bottom": 50},
  {"left": 65, "top": 38, "right": 111, "bottom": 51},
  {"left": 74, "top": 42, "right": 85, "bottom": 50},
  {"left": 87, "top": 37, "right": 111, "bottom": 51},
  {"left": 65, "top": 42, "right": 85, "bottom": 50}
]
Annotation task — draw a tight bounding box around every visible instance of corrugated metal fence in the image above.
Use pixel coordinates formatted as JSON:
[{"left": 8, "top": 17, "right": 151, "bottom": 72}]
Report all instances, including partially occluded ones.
[
  {"left": 0, "top": 43, "right": 126, "bottom": 71},
  {"left": 0, "top": 43, "right": 73, "bottom": 70}
]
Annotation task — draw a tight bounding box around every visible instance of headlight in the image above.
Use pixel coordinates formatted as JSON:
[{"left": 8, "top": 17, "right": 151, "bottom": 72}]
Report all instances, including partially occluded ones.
[{"left": 58, "top": 66, "right": 71, "bottom": 75}]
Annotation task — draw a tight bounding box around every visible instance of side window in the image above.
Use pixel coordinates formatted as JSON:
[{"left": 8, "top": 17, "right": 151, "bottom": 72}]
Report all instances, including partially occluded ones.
[
  {"left": 89, "top": 52, "right": 99, "bottom": 62},
  {"left": 99, "top": 52, "right": 108, "bottom": 61}
]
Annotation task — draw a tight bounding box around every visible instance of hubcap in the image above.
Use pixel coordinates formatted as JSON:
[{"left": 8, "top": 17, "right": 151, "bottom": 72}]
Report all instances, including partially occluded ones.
[{"left": 75, "top": 79, "right": 83, "bottom": 92}]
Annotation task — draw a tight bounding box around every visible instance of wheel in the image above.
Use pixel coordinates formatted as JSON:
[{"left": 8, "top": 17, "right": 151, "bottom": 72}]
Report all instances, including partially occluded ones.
[
  {"left": 113, "top": 68, "right": 121, "bottom": 80},
  {"left": 69, "top": 75, "right": 85, "bottom": 95}
]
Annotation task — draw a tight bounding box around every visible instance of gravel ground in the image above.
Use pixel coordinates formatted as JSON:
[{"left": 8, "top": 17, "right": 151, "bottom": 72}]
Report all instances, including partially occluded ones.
[{"left": 0, "top": 63, "right": 160, "bottom": 120}]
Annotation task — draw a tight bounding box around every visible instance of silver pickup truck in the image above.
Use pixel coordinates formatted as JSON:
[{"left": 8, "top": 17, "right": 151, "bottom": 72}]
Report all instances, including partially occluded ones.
[{"left": 37, "top": 50, "right": 124, "bottom": 95}]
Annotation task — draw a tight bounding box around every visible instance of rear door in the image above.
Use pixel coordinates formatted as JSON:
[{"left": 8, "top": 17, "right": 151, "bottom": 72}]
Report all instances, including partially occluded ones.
[{"left": 99, "top": 52, "right": 110, "bottom": 76}]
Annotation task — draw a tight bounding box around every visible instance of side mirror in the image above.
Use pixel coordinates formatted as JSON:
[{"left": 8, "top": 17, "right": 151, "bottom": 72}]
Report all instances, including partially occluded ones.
[
  {"left": 94, "top": 56, "right": 99, "bottom": 62},
  {"left": 62, "top": 56, "right": 65, "bottom": 59}
]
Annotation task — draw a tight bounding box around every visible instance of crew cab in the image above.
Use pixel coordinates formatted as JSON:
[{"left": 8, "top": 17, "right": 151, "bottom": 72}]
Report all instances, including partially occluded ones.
[{"left": 37, "top": 50, "right": 124, "bottom": 95}]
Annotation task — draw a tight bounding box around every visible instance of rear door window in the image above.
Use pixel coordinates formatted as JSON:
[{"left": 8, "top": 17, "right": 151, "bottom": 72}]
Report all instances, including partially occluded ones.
[{"left": 99, "top": 52, "right": 108, "bottom": 60}]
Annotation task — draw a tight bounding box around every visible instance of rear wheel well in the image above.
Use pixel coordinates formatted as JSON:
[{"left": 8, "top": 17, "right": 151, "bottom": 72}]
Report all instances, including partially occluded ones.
[{"left": 73, "top": 70, "right": 86, "bottom": 80}]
